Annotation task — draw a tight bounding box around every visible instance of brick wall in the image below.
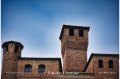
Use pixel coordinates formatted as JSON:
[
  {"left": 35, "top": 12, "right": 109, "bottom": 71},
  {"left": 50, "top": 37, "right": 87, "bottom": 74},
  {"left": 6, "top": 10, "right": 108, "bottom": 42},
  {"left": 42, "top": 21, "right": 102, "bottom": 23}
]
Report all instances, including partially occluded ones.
[
  {"left": 17, "top": 59, "right": 61, "bottom": 74},
  {"left": 85, "top": 55, "right": 119, "bottom": 79},
  {"left": 61, "top": 27, "right": 89, "bottom": 72}
]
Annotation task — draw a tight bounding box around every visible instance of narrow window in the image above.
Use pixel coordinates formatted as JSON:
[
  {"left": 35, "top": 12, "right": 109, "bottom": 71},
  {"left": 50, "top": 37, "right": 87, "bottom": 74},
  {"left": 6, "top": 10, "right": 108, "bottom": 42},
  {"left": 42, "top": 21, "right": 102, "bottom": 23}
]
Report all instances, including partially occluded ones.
[
  {"left": 24, "top": 64, "right": 32, "bottom": 72},
  {"left": 79, "top": 30, "right": 84, "bottom": 37},
  {"left": 6, "top": 45, "right": 8, "bottom": 52},
  {"left": 15, "top": 45, "right": 18, "bottom": 53},
  {"left": 109, "top": 60, "right": 113, "bottom": 68},
  {"left": 3, "top": 46, "right": 8, "bottom": 54},
  {"left": 98, "top": 60, "right": 103, "bottom": 68},
  {"left": 76, "top": 63, "right": 78, "bottom": 67},
  {"left": 38, "top": 64, "right": 45, "bottom": 73},
  {"left": 69, "top": 29, "right": 74, "bottom": 36}
]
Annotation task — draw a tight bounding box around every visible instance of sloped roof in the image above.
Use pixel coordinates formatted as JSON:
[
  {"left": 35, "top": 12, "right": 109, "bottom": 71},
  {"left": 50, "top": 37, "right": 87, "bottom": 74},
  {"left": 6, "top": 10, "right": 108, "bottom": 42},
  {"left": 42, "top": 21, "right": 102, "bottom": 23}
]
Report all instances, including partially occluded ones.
[{"left": 84, "top": 53, "right": 119, "bottom": 72}]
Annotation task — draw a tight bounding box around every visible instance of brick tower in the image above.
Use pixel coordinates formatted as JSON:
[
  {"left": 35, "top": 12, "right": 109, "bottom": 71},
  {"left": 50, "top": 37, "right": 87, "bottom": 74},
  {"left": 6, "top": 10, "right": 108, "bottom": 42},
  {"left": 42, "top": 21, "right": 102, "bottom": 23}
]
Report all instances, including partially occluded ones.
[
  {"left": 1, "top": 41, "right": 23, "bottom": 79},
  {"left": 59, "top": 25, "right": 90, "bottom": 72}
]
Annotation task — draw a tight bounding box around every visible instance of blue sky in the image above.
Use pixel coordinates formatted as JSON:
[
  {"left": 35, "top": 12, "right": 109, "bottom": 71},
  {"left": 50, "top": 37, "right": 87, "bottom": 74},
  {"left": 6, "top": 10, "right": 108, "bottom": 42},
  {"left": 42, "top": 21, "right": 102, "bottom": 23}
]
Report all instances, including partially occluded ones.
[{"left": 1, "top": 0, "right": 119, "bottom": 59}]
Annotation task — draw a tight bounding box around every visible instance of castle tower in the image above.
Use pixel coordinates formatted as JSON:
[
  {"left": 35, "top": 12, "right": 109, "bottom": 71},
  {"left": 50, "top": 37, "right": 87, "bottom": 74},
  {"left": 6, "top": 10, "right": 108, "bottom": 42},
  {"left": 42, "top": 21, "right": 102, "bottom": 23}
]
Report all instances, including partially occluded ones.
[
  {"left": 1, "top": 41, "right": 23, "bottom": 79},
  {"left": 59, "top": 25, "right": 90, "bottom": 72}
]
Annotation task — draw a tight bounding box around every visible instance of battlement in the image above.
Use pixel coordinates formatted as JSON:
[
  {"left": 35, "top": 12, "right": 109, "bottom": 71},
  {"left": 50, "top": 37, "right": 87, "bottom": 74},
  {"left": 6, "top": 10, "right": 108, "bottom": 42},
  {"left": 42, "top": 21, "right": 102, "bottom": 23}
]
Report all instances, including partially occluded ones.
[{"left": 2, "top": 41, "right": 24, "bottom": 49}]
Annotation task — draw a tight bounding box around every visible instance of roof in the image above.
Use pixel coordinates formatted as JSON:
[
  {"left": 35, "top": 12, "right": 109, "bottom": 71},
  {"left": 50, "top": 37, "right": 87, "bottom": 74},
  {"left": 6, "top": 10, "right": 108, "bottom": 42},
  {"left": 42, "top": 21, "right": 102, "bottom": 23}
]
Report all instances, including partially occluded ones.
[
  {"left": 2, "top": 41, "right": 24, "bottom": 49},
  {"left": 18, "top": 57, "right": 61, "bottom": 60},
  {"left": 83, "top": 53, "right": 119, "bottom": 72},
  {"left": 59, "top": 24, "right": 90, "bottom": 40},
  {"left": 18, "top": 57, "right": 62, "bottom": 72}
]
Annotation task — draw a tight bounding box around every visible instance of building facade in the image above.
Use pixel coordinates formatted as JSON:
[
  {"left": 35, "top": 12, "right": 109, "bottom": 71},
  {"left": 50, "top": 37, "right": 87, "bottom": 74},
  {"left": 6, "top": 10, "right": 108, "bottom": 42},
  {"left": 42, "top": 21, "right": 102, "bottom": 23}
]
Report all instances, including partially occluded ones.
[{"left": 1, "top": 25, "right": 119, "bottom": 79}]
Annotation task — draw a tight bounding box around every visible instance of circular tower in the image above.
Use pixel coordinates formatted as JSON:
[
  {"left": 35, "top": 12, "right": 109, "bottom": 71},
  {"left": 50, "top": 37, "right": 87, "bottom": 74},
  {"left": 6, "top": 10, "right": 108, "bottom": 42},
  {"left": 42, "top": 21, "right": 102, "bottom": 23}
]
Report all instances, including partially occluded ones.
[{"left": 1, "top": 41, "right": 23, "bottom": 79}]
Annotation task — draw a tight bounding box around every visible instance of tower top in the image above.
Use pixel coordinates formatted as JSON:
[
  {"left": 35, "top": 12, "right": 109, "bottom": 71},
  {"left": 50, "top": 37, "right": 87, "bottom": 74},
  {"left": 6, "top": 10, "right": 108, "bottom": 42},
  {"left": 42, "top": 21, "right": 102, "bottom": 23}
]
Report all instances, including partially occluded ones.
[
  {"left": 59, "top": 24, "right": 90, "bottom": 40},
  {"left": 2, "top": 41, "right": 24, "bottom": 49}
]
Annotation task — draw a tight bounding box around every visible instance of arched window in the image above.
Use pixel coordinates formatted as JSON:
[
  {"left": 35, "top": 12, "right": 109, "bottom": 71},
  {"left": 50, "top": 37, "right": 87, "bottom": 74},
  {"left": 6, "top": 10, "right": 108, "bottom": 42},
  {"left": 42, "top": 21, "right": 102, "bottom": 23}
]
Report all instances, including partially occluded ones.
[
  {"left": 24, "top": 64, "right": 32, "bottom": 72},
  {"left": 38, "top": 64, "right": 45, "bottom": 73},
  {"left": 109, "top": 60, "right": 113, "bottom": 68},
  {"left": 98, "top": 60, "right": 103, "bottom": 68}
]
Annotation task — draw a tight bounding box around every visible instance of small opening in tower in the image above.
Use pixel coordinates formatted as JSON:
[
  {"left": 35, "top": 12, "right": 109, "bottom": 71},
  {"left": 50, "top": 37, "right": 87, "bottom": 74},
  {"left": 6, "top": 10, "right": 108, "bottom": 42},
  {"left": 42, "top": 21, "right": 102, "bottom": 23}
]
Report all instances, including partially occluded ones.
[
  {"left": 79, "top": 29, "right": 84, "bottom": 37},
  {"left": 6, "top": 45, "right": 8, "bottom": 51},
  {"left": 15, "top": 45, "right": 18, "bottom": 53},
  {"left": 5, "top": 45, "right": 8, "bottom": 54},
  {"left": 76, "top": 63, "right": 78, "bottom": 67},
  {"left": 69, "top": 29, "right": 74, "bottom": 36}
]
